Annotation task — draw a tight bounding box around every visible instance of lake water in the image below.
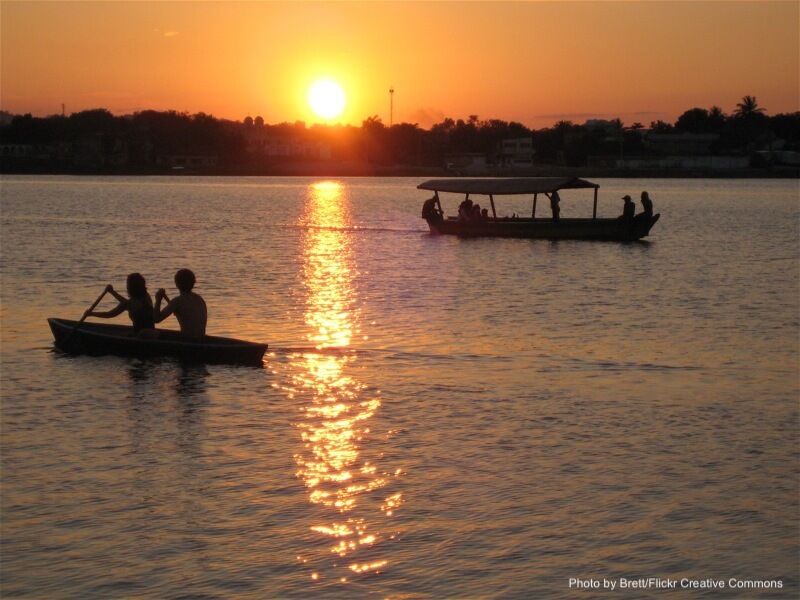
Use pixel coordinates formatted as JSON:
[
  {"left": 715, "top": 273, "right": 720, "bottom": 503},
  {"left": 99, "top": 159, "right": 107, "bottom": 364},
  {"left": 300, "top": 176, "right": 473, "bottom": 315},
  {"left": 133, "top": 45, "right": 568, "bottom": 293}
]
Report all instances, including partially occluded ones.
[{"left": 1, "top": 176, "right": 798, "bottom": 599}]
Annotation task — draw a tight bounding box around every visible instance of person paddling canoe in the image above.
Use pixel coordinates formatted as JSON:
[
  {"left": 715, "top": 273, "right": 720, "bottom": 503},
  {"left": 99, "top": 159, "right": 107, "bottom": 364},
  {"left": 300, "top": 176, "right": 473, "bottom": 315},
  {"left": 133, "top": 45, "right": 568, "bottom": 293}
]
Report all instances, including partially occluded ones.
[
  {"left": 84, "top": 273, "right": 155, "bottom": 334},
  {"left": 153, "top": 268, "right": 208, "bottom": 340}
]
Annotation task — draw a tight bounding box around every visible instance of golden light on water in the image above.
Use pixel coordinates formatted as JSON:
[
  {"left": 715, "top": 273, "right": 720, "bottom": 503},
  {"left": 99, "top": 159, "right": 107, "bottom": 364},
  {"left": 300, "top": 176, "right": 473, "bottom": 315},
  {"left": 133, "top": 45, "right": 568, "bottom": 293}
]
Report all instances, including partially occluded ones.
[{"left": 288, "top": 180, "right": 399, "bottom": 583}]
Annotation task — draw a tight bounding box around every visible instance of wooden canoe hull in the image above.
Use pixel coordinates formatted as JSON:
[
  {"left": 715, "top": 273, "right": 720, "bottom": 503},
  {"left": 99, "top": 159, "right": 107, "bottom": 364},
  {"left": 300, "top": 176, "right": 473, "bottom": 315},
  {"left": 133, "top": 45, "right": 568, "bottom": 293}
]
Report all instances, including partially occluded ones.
[
  {"left": 48, "top": 318, "right": 267, "bottom": 365},
  {"left": 426, "top": 214, "right": 660, "bottom": 241}
]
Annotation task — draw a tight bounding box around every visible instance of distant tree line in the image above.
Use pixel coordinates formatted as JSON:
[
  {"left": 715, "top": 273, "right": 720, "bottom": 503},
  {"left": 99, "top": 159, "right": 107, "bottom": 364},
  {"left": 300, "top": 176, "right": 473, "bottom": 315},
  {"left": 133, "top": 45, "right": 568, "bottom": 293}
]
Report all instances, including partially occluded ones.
[{"left": 1, "top": 95, "right": 798, "bottom": 172}]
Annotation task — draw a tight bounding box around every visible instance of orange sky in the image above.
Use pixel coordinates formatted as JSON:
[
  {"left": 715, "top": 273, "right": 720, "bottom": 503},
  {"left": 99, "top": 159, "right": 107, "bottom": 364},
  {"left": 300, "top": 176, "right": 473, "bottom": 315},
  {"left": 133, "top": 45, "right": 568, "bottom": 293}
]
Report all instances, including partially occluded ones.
[{"left": 1, "top": 1, "right": 798, "bottom": 129}]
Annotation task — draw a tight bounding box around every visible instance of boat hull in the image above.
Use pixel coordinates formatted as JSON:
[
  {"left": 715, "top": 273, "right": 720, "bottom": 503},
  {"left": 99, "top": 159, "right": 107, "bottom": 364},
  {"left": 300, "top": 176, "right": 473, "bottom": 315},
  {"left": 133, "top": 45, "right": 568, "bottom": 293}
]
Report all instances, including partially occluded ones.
[
  {"left": 48, "top": 318, "right": 267, "bottom": 365},
  {"left": 426, "top": 214, "right": 660, "bottom": 241}
]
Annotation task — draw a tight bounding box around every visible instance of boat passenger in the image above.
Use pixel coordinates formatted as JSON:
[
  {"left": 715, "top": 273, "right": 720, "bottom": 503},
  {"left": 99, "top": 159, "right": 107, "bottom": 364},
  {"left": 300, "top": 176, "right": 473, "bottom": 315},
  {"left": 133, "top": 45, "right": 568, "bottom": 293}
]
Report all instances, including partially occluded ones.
[
  {"left": 620, "top": 195, "right": 636, "bottom": 221},
  {"left": 471, "top": 203, "right": 482, "bottom": 221},
  {"left": 84, "top": 273, "right": 155, "bottom": 334},
  {"left": 481, "top": 208, "right": 489, "bottom": 220},
  {"left": 640, "top": 191, "right": 654, "bottom": 218},
  {"left": 421, "top": 195, "right": 443, "bottom": 223},
  {"left": 550, "top": 191, "right": 561, "bottom": 222},
  {"left": 154, "top": 268, "right": 208, "bottom": 339},
  {"left": 458, "top": 198, "right": 474, "bottom": 221}
]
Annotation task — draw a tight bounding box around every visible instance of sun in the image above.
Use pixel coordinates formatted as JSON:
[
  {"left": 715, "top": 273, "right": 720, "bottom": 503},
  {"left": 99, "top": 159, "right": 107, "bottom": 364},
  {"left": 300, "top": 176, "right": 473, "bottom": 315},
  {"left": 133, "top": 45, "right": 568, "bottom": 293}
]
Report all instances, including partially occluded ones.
[{"left": 308, "top": 78, "right": 346, "bottom": 120}]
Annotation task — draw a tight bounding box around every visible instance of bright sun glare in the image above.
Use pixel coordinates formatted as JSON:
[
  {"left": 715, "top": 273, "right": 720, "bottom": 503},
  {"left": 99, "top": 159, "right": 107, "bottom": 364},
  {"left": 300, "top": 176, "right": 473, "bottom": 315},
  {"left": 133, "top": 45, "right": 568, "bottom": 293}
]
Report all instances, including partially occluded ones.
[{"left": 308, "top": 78, "right": 346, "bottom": 120}]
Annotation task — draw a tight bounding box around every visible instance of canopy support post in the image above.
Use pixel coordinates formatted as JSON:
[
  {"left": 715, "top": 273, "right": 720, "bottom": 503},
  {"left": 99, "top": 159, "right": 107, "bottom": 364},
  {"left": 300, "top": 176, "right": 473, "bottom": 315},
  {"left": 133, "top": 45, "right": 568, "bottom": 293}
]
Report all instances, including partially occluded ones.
[
  {"left": 593, "top": 187, "right": 598, "bottom": 219},
  {"left": 489, "top": 194, "right": 497, "bottom": 219},
  {"left": 435, "top": 191, "right": 443, "bottom": 215},
  {"left": 532, "top": 193, "right": 537, "bottom": 219}
]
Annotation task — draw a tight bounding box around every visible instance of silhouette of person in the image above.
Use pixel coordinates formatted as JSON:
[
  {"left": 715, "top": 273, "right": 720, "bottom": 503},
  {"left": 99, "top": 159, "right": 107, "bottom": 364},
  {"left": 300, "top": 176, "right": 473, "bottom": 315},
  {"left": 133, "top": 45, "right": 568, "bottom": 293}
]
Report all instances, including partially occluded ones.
[
  {"left": 620, "top": 195, "right": 635, "bottom": 221},
  {"left": 640, "top": 191, "right": 654, "bottom": 218},
  {"left": 421, "top": 195, "right": 443, "bottom": 223},
  {"left": 481, "top": 208, "right": 489, "bottom": 220},
  {"left": 471, "top": 203, "right": 482, "bottom": 221},
  {"left": 154, "top": 268, "right": 207, "bottom": 339},
  {"left": 458, "top": 198, "right": 474, "bottom": 222},
  {"left": 550, "top": 191, "right": 561, "bottom": 222},
  {"left": 85, "top": 273, "right": 155, "bottom": 333}
]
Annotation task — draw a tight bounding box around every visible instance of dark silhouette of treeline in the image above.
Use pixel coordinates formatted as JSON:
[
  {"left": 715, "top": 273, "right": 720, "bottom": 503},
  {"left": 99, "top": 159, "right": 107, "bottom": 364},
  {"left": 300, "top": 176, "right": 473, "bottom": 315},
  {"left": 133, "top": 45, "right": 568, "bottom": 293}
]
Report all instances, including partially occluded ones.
[{"left": 1, "top": 95, "right": 798, "bottom": 174}]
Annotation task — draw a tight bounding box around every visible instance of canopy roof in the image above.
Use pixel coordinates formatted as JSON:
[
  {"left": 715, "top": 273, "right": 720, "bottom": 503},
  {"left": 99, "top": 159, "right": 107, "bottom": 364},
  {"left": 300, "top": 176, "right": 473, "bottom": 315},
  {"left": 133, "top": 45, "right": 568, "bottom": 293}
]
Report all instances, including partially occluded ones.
[{"left": 417, "top": 177, "right": 599, "bottom": 195}]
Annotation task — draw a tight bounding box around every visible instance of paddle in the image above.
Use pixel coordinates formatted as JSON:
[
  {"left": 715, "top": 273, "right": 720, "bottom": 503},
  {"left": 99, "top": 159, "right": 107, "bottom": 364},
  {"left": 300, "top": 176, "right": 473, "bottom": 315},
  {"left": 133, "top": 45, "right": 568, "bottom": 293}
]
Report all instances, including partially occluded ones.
[{"left": 60, "top": 287, "right": 109, "bottom": 351}]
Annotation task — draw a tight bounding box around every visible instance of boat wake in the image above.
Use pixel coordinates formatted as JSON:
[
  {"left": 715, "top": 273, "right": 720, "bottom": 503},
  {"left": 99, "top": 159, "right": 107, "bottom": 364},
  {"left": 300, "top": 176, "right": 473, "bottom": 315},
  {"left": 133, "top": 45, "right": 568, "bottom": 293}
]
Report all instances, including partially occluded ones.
[
  {"left": 271, "top": 345, "right": 362, "bottom": 356},
  {"left": 285, "top": 223, "right": 425, "bottom": 235}
]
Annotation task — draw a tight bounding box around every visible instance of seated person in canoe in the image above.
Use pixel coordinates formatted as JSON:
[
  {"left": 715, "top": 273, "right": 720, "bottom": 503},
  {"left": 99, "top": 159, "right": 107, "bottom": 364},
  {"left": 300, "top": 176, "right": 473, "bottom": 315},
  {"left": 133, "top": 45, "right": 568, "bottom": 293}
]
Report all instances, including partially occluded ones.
[
  {"left": 154, "top": 268, "right": 208, "bottom": 339},
  {"left": 84, "top": 273, "right": 155, "bottom": 334}
]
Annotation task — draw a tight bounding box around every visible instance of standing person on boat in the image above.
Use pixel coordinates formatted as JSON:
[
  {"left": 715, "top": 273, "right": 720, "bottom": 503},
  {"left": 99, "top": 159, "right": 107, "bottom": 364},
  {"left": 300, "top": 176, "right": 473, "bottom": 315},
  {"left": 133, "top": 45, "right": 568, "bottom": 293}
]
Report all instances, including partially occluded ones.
[
  {"left": 550, "top": 191, "right": 561, "bottom": 222},
  {"left": 421, "top": 195, "right": 443, "bottom": 223},
  {"left": 620, "top": 195, "right": 636, "bottom": 221},
  {"left": 84, "top": 273, "right": 155, "bottom": 334},
  {"left": 640, "top": 191, "right": 654, "bottom": 218},
  {"left": 154, "top": 268, "right": 207, "bottom": 339}
]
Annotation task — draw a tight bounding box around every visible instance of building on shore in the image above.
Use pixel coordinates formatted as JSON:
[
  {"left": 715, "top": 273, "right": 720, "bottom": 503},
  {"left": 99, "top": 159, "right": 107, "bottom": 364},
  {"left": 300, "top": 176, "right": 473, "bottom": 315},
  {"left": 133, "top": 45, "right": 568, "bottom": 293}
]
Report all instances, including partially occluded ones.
[
  {"left": 0, "top": 143, "right": 36, "bottom": 159},
  {"left": 244, "top": 118, "right": 332, "bottom": 161},
  {"left": 499, "top": 137, "right": 534, "bottom": 168},
  {"left": 156, "top": 154, "right": 218, "bottom": 169},
  {"left": 644, "top": 133, "right": 719, "bottom": 155},
  {"left": 444, "top": 153, "right": 488, "bottom": 174},
  {"left": 614, "top": 155, "right": 749, "bottom": 170}
]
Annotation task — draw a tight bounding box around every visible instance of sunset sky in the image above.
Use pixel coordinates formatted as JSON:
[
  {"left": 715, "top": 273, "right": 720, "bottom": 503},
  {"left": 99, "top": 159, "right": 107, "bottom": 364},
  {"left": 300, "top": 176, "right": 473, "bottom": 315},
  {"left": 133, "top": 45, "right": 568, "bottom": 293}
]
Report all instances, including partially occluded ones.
[{"left": 1, "top": 1, "right": 798, "bottom": 129}]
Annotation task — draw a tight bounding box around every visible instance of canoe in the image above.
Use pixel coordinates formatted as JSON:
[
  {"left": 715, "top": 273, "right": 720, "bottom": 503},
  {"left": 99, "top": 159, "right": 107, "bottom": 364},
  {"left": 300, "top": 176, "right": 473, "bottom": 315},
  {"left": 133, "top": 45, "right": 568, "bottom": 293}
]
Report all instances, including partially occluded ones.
[{"left": 48, "top": 318, "right": 267, "bottom": 365}]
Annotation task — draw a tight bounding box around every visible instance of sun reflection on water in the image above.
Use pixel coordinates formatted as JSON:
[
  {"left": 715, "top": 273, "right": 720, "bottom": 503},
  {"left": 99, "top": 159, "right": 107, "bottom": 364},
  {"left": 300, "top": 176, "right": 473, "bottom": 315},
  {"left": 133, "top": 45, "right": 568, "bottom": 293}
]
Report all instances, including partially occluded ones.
[{"left": 288, "top": 181, "right": 402, "bottom": 584}]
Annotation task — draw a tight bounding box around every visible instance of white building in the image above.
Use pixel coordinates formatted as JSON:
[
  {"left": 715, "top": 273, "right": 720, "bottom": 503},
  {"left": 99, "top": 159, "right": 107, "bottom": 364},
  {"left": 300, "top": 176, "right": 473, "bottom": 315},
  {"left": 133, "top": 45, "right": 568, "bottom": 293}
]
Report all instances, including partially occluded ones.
[
  {"left": 445, "top": 153, "right": 488, "bottom": 174},
  {"left": 499, "top": 137, "right": 534, "bottom": 168}
]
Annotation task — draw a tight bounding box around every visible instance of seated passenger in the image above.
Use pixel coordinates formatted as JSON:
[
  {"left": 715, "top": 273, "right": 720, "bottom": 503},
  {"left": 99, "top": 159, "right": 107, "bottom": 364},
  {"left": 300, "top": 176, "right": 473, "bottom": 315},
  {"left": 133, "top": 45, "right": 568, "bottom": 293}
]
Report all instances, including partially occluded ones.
[
  {"left": 458, "top": 198, "right": 474, "bottom": 221},
  {"left": 639, "top": 191, "right": 654, "bottom": 218},
  {"left": 619, "top": 195, "right": 636, "bottom": 221},
  {"left": 481, "top": 208, "right": 489, "bottom": 220},
  {"left": 84, "top": 273, "right": 155, "bottom": 334},
  {"left": 471, "top": 203, "right": 482, "bottom": 221}
]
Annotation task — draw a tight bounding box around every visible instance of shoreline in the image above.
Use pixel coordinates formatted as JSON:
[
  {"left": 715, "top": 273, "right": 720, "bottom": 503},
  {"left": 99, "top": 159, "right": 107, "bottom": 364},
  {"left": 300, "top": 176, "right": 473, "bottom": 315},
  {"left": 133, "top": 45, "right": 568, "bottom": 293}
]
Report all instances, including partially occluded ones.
[{"left": 1, "top": 165, "right": 798, "bottom": 178}]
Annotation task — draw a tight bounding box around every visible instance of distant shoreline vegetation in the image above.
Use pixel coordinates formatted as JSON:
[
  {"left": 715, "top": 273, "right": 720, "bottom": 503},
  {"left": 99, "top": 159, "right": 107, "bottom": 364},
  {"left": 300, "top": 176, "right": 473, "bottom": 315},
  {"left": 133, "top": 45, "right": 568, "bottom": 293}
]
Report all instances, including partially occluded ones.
[{"left": 1, "top": 96, "right": 798, "bottom": 177}]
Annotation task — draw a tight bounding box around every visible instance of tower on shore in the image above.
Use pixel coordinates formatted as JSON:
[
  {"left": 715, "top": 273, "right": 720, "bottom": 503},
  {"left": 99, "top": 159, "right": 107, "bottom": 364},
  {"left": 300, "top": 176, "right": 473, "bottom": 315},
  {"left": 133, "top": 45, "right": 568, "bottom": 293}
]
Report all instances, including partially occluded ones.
[{"left": 389, "top": 87, "right": 394, "bottom": 127}]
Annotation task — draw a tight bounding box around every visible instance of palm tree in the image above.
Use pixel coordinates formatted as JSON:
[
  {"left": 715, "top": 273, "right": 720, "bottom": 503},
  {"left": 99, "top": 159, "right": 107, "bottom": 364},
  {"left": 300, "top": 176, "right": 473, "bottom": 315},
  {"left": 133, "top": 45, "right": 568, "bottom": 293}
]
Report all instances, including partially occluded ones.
[
  {"left": 734, "top": 96, "right": 768, "bottom": 152},
  {"left": 734, "top": 96, "right": 765, "bottom": 119},
  {"left": 707, "top": 106, "right": 726, "bottom": 131},
  {"left": 709, "top": 106, "right": 725, "bottom": 120}
]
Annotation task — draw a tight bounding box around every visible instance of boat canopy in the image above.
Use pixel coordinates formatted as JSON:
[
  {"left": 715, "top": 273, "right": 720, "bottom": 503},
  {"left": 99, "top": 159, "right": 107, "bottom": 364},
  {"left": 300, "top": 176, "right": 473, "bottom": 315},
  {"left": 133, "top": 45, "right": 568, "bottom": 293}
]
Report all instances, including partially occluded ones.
[{"left": 417, "top": 177, "right": 599, "bottom": 196}]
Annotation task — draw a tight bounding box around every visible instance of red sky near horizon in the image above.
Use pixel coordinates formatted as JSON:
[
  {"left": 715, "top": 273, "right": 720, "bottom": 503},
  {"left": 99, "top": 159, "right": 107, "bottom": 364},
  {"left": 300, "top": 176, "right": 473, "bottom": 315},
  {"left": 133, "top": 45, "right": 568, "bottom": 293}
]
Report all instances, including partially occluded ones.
[{"left": 1, "top": 1, "right": 798, "bottom": 129}]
